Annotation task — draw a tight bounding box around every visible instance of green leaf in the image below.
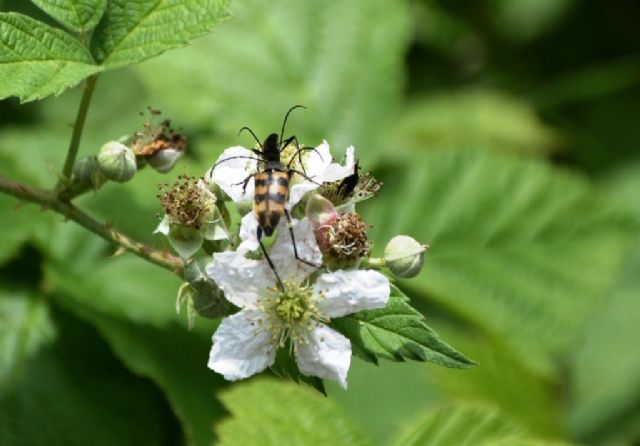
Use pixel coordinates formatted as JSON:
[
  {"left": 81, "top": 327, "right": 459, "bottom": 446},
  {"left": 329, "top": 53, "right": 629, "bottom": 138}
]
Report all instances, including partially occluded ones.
[
  {"left": 395, "top": 90, "right": 559, "bottom": 156},
  {"left": 327, "top": 359, "right": 443, "bottom": 446},
  {"left": 391, "top": 404, "right": 572, "bottom": 446},
  {"left": 134, "top": 0, "right": 410, "bottom": 165},
  {"left": 332, "top": 285, "right": 474, "bottom": 368},
  {"left": 428, "top": 325, "right": 563, "bottom": 437},
  {"left": 216, "top": 379, "right": 372, "bottom": 446},
  {"left": 364, "top": 149, "right": 636, "bottom": 376},
  {"left": 0, "top": 194, "right": 51, "bottom": 265},
  {"left": 0, "top": 12, "right": 102, "bottom": 102},
  {"left": 568, "top": 165, "right": 640, "bottom": 442},
  {"left": 0, "top": 291, "right": 177, "bottom": 445},
  {"left": 90, "top": 0, "right": 231, "bottom": 69},
  {"left": 31, "top": 0, "right": 107, "bottom": 32}
]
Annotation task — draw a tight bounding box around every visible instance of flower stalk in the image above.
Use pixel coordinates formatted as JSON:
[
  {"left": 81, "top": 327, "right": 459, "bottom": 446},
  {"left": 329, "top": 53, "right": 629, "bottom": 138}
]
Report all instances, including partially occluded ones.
[
  {"left": 0, "top": 173, "right": 184, "bottom": 275},
  {"left": 56, "top": 74, "right": 100, "bottom": 194}
]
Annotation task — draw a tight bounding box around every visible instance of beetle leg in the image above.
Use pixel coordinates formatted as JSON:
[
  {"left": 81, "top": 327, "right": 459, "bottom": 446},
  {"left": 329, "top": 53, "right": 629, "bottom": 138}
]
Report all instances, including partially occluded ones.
[
  {"left": 289, "top": 169, "right": 322, "bottom": 186},
  {"left": 230, "top": 174, "right": 254, "bottom": 194},
  {"left": 258, "top": 226, "right": 285, "bottom": 290},
  {"left": 284, "top": 209, "right": 323, "bottom": 269}
]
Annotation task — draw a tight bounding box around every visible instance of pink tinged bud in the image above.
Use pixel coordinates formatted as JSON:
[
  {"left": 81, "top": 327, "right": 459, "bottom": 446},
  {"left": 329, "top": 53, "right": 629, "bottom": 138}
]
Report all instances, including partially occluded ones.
[
  {"left": 306, "top": 193, "right": 338, "bottom": 227},
  {"left": 305, "top": 194, "right": 339, "bottom": 252}
]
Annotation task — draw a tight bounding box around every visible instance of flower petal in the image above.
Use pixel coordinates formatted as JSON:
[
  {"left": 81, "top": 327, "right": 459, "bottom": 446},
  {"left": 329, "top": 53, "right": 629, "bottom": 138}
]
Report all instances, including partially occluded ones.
[
  {"left": 295, "top": 324, "right": 351, "bottom": 389},
  {"left": 206, "top": 251, "right": 275, "bottom": 308},
  {"left": 313, "top": 269, "right": 390, "bottom": 318},
  {"left": 301, "top": 140, "right": 332, "bottom": 180},
  {"left": 207, "top": 146, "right": 257, "bottom": 203},
  {"left": 208, "top": 309, "right": 276, "bottom": 381},
  {"left": 154, "top": 215, "right": 170, "bottom": 235},
  {"left": 269, "top": 217, "right": 322, "bottom": 283},
  {"left": 237, "top": 212, "right": 260, "bottom": 253},
  {"left": 320, "top": 145, "right": 355, "bottom": 183},
  {"left": 288, "top": 181, "right": 320, "bottom": 211}
]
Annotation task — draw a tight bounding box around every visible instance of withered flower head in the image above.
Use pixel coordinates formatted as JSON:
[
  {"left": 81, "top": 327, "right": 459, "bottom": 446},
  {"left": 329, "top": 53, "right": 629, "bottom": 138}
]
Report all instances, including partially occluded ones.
[
  {"left": 318, "top": 170, "right": 382, "bottom": 208},
  {"left": 134, "top": 108, "right": 187, "bottom": 173},
  {"left": 316, "top": 212, "right": 371, "bottom": 261},
  {"left": 158, "top": 175, "right": 213, "bottom": 229}
]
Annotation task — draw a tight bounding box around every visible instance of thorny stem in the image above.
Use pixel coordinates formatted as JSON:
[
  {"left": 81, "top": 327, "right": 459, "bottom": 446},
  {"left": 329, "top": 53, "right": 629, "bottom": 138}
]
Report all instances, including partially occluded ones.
[
  {"left": 56, "top": 74, "right": 100, "bottom": 193},
  {"left": 0, "top": 174, "right": 184, "bottom": 275}
]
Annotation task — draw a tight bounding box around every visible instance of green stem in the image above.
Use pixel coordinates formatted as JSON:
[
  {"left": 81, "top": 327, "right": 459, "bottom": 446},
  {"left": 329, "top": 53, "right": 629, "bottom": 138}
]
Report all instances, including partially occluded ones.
[
  {"left": 0, "top": 174, "right": 184, "bottom": 275},
  {"left": 56, "top": 74, "right": 100, "bottom": 193},
  {"left": 361, "top": 257, "right": 386, "bottom": 269}
]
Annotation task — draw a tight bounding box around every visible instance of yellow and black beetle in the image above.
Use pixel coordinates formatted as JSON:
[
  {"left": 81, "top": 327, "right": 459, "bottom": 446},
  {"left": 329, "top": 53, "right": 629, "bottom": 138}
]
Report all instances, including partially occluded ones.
[{"left": 210, "top": 105, "right": 322, "bottom": 286}]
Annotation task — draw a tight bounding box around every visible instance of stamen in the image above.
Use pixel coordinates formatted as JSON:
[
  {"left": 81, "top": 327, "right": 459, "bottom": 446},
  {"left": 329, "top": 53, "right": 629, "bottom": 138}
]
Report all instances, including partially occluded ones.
[
  {"left": 260, "top": 280, "right": 326, "bottom": 349},
  {"left": 158, "top": 175, "right": 212, "bottom": 228}
]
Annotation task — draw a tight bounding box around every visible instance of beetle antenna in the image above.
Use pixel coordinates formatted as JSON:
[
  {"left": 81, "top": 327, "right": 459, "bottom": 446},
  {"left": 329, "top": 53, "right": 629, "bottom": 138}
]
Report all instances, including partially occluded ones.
[
  {"left": 280, "top": 105, "right": 306, "bottom": 144},
  {"left": 208, "top": 156, "right": 268, "bottom": 179},
  {"left": 238, "top": 126, "right": 262, "bottom": 147},
  {"left": 286, "top": 146, "right": 324, "bottom": 169}
]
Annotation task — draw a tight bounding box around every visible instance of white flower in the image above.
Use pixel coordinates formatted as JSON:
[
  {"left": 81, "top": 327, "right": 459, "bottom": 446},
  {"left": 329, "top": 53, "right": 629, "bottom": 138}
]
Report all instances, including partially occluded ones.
[
  {"left": 205, "top": 216, "right": 390, "bottom": 388},
  {"left": 206, "top": 140, "right": 355, "bottom": 210}
]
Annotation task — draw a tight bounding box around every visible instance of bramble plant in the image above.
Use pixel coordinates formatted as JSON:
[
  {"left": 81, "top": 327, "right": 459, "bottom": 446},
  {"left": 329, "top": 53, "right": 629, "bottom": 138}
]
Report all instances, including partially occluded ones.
[
  {"left": 3, "top": 1, "right": 639, "bottom": 446},
  {"left": 0, "top": 0, "right": 472, "bottom": 393}
]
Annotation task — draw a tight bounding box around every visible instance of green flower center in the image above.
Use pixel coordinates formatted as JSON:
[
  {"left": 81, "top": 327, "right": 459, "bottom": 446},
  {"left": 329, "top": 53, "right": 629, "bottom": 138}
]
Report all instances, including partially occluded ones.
[{"left": 261, "top": 280, "right": 325, "bottom": 347}]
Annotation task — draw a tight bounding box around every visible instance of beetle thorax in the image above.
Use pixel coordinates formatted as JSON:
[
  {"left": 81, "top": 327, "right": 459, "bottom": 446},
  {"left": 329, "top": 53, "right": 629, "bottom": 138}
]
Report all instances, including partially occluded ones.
[{"left": 262, "top": 133, "right": 281, "bottom": 163}]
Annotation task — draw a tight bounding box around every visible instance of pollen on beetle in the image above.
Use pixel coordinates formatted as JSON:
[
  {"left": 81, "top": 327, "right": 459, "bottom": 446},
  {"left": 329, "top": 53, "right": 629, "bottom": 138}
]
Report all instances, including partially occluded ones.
[
  {"left": 158, "top": 175, "right": 212, "bottom": 229},
  {"left": 317, "top": 213, "right": 371, "bottom": 260},
  {"left": 259, "top": 281, "right": 326, "bottom": 348}
]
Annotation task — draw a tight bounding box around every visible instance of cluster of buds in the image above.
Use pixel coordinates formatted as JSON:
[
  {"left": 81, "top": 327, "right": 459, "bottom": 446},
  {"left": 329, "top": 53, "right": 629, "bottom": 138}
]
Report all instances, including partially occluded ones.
[{"left": 69, "top": 108, "right": 186, "bottom": 192}]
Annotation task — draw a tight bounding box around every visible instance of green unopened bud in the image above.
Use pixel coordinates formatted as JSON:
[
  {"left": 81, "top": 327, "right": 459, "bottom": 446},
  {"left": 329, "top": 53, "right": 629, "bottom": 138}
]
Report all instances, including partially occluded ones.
[
  {"left": 177, "top": 260, "right": 229, "bottom": 329},
  {"left": 73, "top": 155, "right": 106, "bottom": 189},
  {"left": 73, "top": 155, "right": 98, "bottom": 181},
  {"left": 97, "top": 141, "right": 137, "bottom": 183},
  {"left": 384, "top": 235, "right": 428, "bottom": 278}
]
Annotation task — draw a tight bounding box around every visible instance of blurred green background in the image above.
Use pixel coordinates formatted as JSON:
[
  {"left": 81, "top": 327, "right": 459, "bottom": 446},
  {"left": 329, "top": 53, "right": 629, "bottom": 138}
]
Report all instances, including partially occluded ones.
[{"left": 1, "top": 0, "right": 639, "bottom": 445}]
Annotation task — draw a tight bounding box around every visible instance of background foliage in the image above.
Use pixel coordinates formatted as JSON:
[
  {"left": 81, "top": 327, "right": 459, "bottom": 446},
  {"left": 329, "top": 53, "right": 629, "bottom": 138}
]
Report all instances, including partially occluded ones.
[{"left": 1, "top": 0, "right": 639, "bottom": 445}]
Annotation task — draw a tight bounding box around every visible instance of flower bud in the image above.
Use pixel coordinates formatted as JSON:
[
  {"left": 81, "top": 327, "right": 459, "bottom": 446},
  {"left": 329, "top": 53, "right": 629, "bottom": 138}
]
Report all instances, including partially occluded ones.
[
  {"left": 146, "top": 147, "right": 184, "bottom": 173},
  {"left": 73, "top": 155, "right": 98, "bottom": 181},
  {"left": 133, "top": 116, "right": 187, "bottom": 173},
  {"left": 177, "top": 260, "right": 229, "bottom": 329},
  {"left": 97, "top": 141, "right": 137, "bottom": 183},
  {"left": 306, "top": 194, "right": 338, "bottom": 228},
  {"left": 384, "top": 235, "right": 428, "bottom": 278}
]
